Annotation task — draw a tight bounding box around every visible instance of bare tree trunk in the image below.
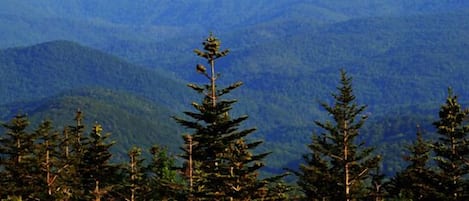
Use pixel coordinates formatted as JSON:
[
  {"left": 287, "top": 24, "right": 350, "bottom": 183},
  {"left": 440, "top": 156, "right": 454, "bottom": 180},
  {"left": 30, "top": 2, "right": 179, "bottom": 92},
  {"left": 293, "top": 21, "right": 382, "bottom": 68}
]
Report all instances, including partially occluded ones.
[
  {"left": 94, "top": 180, "right": 101, "bottom": 201},
  {"left": 210, "top": 58, "right": 216, "bottom": 108},
  {"left": 45, "top": 140, "right": 52, "bottom": 195},
  {"left": 343, "top": 120, "right": 350, "bottom": 201}
]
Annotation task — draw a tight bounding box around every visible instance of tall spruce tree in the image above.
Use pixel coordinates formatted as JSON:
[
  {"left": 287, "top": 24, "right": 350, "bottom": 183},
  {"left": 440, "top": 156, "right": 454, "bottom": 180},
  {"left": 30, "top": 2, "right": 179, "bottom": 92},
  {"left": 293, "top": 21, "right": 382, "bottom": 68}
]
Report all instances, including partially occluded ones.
[
  {"left": 174, "top": 33, "right": 277, "bottom": 200},
  {"left": 297, "top": 70, "right": 380, "bottom": 201},
  {"left": 432, "top": 89, "right": 469, "bottom": 200}
]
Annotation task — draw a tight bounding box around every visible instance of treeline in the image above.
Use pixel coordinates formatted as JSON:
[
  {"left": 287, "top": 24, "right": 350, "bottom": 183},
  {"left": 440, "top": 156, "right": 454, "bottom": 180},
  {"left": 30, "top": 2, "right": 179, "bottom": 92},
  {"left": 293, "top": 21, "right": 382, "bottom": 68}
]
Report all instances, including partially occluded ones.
[
  {"left": 0, "top": 112, "right": 181, "bottom": 200},
  {"left": 2, "top": 34, "right": 469, "bottom": 201},
  {"left": 0, "top": 34, "right": 292, "bottom": 201},
  {"left": 294, "top": 70, "right": 469, "bottom": 200}
]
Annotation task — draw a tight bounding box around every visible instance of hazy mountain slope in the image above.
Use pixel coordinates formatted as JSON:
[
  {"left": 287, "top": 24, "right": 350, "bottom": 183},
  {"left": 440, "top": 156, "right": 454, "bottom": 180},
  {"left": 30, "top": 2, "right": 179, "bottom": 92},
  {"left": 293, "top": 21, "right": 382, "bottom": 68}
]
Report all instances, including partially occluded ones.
[
  {"left": 215, "top": 11, "right": 469, "bottom": 173},
  {"left": 2, "top": 2, "right": 469, "bottom": 175},
  {"left": 0, "top": 41, "right": 189, "bottom": 158},
  {"left": 0, "top": 87, "right": 182, "bottom": 160},
  {"left": 0, "top": 40, "right": 189, "bottom": 107},
  {"left": 2, "top": 1, "right": 469, "bottom": 49},
  {"left": 3, "top": 0, "right": 468, "bottom": 27}
]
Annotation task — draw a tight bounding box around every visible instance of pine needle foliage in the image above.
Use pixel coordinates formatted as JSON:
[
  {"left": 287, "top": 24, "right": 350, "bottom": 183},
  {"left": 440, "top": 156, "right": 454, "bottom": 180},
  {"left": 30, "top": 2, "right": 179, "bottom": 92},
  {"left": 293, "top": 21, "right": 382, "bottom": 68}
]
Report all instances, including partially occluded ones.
[
  {"left": 387, "top": 127, "right": 443, "bottom": 200},
  {"left": 174, "top": 33, "right": 283, "bottom": 200},
  {"left": 297, "top": 70, "right": 380, "bottom": 201},
  {"left": 432, "top": 88, "right": 469, "bottom": 200},
  {"left": 0, "top": 114, "right": 37, "bottom": 198}
]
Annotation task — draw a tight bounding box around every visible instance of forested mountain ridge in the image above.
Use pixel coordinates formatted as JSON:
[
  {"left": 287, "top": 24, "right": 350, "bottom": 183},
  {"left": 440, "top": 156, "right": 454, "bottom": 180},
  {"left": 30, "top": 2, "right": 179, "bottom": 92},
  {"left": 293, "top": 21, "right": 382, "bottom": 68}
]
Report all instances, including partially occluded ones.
[
  {"left": 0, "top": 41, "right": 189, "bottom": 160},
  {"left": 0, "top": 39, "right": 462, "bottom": 175},
  {"left": 0, "top": 87, "right": 183, "bottom": 160},
  {"left": 2, "top": 0, "right": 469, "bottom": 49},
  {"left": 0, "top": 40, "right": 189, "bottom": 106},
  {"left": 2, "top": 2, "right": 469, "bottom": 177}
]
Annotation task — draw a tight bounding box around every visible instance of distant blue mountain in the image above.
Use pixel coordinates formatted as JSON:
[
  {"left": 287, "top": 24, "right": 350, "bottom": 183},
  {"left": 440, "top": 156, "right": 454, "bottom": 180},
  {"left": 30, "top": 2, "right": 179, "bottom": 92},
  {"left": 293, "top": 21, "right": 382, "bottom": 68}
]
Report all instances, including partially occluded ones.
[{"left": 2, "top": 2, "right": 469, "bottom": 174}]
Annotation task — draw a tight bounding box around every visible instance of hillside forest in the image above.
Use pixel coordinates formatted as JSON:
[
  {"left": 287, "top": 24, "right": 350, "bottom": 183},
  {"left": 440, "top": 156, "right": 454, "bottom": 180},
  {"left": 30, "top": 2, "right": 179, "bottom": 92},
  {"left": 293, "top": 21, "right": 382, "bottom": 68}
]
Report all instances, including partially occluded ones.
[
  {"left": 3, "top": 1, "right": 469, "bottom": 201},
  {"left": 2, "top": 33, "right": 469, "bottom": 201}
]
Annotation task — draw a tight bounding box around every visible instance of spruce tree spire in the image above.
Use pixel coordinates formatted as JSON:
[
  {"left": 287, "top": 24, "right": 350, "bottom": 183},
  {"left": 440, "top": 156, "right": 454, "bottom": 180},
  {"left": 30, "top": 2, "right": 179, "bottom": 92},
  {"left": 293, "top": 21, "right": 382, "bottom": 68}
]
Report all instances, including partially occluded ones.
[
  {"left": 432, "top": 88, "right": 469, "bottom": 200},
  {"left": 175, "top": 33, "right": 285, "bottom": 200},
  {"left": 193, "top": 32, "right": 229, "bottom": 108},
  {"left": 297, "top": 70, "right": 380, "bottom": 200}
]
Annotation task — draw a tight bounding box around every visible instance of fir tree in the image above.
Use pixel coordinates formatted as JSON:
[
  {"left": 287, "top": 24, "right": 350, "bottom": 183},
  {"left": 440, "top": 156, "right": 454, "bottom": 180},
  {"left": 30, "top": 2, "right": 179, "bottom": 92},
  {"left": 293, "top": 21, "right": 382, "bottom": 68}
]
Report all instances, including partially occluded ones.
[
  {"left": 122, "top": 146, "right": 146, "bottom": 201},
  {"left": 78, "top": 123, "right": 118, "bottom": 201},
  {"left": 387, "top": 126, "right": 442, "bottom": 200},
  {"left": 31, "top": 120, "right": 68, "bottom": 200},
  {"left": 0, "top": 114, "right": 37, "bottom": 199},
  {"left": 297, "top": 70, "right": 380, "bottom": 201},
  {"left": 145, "top": 145, "right": 181, "bottom": 200},
  {"left": 62, "top": 110, "right": 88, "bottom": 200},
  {"left": 174, "top": 33, "right": 278, "bottom": 200},
  {"left": 432, "top": 89, "right": 469, "bottom": 200}
]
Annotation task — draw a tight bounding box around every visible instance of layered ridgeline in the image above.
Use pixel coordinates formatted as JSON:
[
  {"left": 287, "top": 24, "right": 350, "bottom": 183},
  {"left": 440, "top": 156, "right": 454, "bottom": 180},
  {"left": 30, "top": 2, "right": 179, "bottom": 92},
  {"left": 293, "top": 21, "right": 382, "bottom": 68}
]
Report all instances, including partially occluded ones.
[
  {"left": 0, "top": 39, "right": 463, "bottom": 176},
  {"left": 2, "top": 1, "right": 469, "bottom": 50},
  {"left": 0, "top": 40, "right": 188, "bottom": 105},
  {"left": 2, "top": 5, "right": 469, "bottom": 175},
  {"left": 0, "top": 41, "right": 188, "bottom": 158}
]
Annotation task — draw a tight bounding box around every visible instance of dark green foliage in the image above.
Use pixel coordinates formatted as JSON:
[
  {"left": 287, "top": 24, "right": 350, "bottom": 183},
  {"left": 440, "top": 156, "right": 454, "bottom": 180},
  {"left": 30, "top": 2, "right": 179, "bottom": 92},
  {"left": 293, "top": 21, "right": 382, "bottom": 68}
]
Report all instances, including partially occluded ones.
[
  {"left": 175, "top": 33, "right": 285, "bottom": 200},
  {"left": 297, "top": 70, "right": 380, "bottom": 200},
  {"left": 387, "top": 129, "right": 444, "bottom": 200},
  {"left": 387, "top": 127, "right": 442, "bottom": 200},
  {"left": 431, "top": 89, "right": 469, "bottom": 200},
  {"left": 0, "top": 112, "right": 181, "bottom": 200},
  {"left": 0, "top": 114, "right": 38, "bottom": 198},
  {"left": 78, "top": 123, "right": 119, "bottom": 200},
  {"left": 0, "top": 87, "right": 184, "bottom": 163},
  {"left": 145, "top": 145, "right": 181, "bottom": 200},
  {"left": 31, "top": 120, "right": 70, "bottom": 200}
]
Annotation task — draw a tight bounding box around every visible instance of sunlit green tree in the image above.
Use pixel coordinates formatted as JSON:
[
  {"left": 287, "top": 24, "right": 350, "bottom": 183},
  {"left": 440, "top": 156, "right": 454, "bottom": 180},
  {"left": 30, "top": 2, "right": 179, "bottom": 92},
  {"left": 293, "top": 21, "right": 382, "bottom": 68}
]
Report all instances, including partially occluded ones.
[
  {"left": 0, "top": 114, "right": 37, "bottom": 199},
  {"left": 432, "top": 89, "right": 469, "bottom": 201}
]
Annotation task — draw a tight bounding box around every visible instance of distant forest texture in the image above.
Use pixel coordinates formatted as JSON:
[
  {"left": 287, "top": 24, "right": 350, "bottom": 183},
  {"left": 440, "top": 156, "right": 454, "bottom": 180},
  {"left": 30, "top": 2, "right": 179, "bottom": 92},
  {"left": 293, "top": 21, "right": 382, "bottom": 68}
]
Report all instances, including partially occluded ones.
[
  {"left": 2, "top": 34, "right": 469, "bottom": 200},
  {"left": 2, "top": 1, "right": 469, "bottom": 199}
]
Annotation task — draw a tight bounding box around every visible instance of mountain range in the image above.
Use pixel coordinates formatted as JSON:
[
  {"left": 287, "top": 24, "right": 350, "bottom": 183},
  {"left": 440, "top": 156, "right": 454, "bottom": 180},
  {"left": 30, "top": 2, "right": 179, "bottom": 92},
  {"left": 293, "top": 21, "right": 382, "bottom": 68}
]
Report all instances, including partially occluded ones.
[{"left": 2, "top": 1, "right": 469, "bottom": 175}]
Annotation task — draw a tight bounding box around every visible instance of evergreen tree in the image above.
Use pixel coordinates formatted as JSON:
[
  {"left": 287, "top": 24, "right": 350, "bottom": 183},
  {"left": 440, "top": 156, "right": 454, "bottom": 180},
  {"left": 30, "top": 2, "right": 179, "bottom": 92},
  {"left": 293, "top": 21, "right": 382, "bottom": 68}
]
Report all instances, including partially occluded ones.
[
  {"left": 297, "top": 70, "right": 380, "bottom": 201},
  {"left": 31, "top": 120, "right": 69, "bottom": 200},
  {"left": 432, "top": 89, "right": 469, "bottom": 200},
  {"left": 145, "top": 145, "right": 181, "bottom": 200},
  {"left": 62, "top": 110, "right": 88, "bottom": 200},
  {"left": 387, "top": 126, "right": 442, "bottom": 200},
  {"left": 0, "top": 114, "right": 37, "bottom": 199},
  {"left": 78, "top": 123, "right": 118, "bottom": 201},
  {"left": 122, "top": 146, "right": 146, "bottom": 201},
  {"left": 174, "top": 33, "right": 278, "bottom": 200},
  {"left": 366, "top": 167, "right": 385, "bottom": 201}
]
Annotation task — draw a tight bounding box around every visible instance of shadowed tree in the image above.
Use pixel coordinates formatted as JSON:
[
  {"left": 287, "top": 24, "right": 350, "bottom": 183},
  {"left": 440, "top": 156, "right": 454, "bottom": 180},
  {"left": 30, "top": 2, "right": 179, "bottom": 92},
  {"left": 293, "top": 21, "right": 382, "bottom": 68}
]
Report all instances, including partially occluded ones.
[
  {"left": 296, "top": 70, "right": 380, "bottom": 201},
  {"left": 32, "top": 120, "right": 70, "bottom": 200},
  {"left": 174, "top": 33, "right": 286, "bottom": 200},
  {"left": 145, "top": 145, "right": 181, "bottom": 200},
  {"left": 432, "top": 89, "right": 469, "bottom": 201},
  {"left": 387, "top": 126, "right": 443, "bottom": 200},
  {"left": 0, "top": 114, "right": 37, "bottom": 199},
  {"left": 78, "top": 123, "right": 118, "bottom": 201}
]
